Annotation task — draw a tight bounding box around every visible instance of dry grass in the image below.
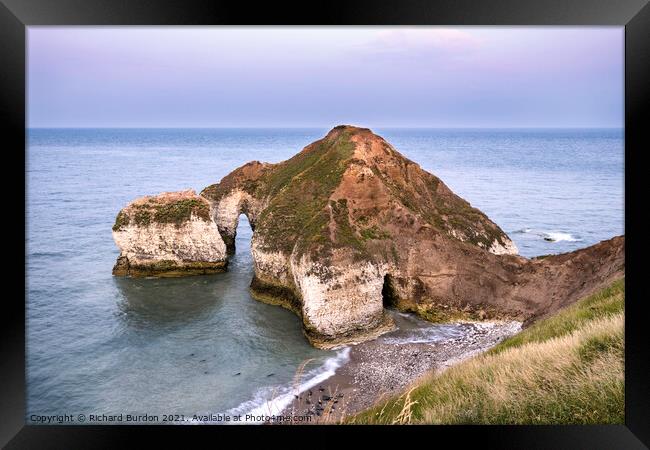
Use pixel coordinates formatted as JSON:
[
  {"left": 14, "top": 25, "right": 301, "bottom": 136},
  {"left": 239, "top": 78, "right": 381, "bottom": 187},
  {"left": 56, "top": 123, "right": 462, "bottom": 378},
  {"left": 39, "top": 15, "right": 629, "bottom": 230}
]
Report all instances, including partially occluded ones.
[
  {"left": 350, "top": 278, "right": 625, "bottom": 425},
  {"left": 391, "top": 387, "right": 419, "bottom": 425}
]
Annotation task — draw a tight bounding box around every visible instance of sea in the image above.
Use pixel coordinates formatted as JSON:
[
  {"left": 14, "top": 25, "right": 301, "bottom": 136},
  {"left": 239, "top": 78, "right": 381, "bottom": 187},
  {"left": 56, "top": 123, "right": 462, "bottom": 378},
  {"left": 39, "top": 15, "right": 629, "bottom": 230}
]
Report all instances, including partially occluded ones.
[{"left": 26, "top": 128, "right": 624, "bottom": 423}]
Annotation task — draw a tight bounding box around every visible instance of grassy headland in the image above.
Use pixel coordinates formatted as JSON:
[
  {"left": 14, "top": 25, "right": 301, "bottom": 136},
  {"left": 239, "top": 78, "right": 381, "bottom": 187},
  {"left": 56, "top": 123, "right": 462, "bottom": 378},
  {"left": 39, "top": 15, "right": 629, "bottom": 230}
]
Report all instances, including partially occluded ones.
[{"left": 349, "top": 278, "right": 624, "bottom": 424}]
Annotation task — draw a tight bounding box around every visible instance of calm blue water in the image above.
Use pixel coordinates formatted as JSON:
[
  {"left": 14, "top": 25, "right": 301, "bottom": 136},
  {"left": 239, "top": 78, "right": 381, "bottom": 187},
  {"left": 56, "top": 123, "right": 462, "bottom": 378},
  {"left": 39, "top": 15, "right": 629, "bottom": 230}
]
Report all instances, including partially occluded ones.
[{"left": 26, "top": 128, "right": 624, "bottom": 423}]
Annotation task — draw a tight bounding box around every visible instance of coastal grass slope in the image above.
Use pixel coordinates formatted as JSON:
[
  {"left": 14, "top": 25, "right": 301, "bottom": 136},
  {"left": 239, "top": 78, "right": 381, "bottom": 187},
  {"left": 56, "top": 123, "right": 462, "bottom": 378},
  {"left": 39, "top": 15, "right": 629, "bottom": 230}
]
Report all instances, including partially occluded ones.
[{"left": 348, "top": 278, "right": 625, "bottom": 425}]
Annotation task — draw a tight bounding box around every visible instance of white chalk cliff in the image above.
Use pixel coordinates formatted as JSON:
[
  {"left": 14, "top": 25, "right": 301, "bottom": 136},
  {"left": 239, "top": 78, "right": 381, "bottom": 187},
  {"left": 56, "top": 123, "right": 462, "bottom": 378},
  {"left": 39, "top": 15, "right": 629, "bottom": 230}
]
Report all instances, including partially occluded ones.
[{"left": 112, "top": 190, "right": 227, "bottom": 277}]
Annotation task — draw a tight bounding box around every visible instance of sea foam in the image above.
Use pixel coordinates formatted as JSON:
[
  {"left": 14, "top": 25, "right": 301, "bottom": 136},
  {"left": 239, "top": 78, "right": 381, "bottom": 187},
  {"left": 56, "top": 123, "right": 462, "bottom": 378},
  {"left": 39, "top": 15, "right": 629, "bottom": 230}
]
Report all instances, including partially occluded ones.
[
  {"left": 222, "top": 347, "right": 351, "bottom": 423},
  {"left": 514, "top": 228, "right": 582, "bottom": 243},
  {"left": 542, "top": 232, "right": 581, "bottom": 242}
]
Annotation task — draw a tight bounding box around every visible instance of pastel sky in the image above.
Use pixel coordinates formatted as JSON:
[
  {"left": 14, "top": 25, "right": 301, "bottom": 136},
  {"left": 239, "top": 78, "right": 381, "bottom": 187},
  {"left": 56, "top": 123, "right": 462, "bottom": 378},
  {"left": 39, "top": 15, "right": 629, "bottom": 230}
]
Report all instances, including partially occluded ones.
[{"left": 27, "top": 27, "right": 623, "bottom": 128}]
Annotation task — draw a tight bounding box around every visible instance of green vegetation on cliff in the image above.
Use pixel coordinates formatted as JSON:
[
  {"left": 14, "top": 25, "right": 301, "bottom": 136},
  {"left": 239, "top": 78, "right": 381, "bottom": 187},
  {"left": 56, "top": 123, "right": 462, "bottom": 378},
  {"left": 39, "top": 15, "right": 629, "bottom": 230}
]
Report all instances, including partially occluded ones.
[
  {"left": 200, "top": 128, "right": 361, "bottom": 257},
  {"left": 113, "top": 198, "right": 211, "bottom": 231},
  {"left": 112, "top": 211, "right": 130, "bottom": 231},
  {"left": 350, "top": 278, "right": 625, "bottom": 424},
  {"left": 151, "top": 199, "right": 211, "bottom": 225},
  {"left": 255, "top": 130, "right": 358, "bottom": 255},
  {"left": 371, "top": 164, "right": 508, "bottom": 250},
  {"left": 200, "top": 161, "right": 268, "bottom": 202}
]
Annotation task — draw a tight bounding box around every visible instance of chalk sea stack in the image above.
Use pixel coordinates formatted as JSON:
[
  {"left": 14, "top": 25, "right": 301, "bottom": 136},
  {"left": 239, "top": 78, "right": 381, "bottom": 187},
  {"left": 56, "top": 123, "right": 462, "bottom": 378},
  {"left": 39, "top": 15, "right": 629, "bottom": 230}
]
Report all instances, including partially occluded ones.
[
  {"left": 112, "top": 126, "right": 625, "bottom": 348},
  {"left": 112, "top": 190, "right": 227, "bottom": 277}
]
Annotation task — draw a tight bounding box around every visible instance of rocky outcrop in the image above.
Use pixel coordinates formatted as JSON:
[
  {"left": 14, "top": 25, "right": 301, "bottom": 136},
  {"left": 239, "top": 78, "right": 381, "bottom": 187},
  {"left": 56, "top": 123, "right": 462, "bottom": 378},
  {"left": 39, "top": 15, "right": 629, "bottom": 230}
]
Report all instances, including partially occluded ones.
[
  {"left": 112, "top": 126, "right": 624, "bottom": 349},
  {"left": 112, "top": 190, "right": 227, "bottom": 277},
  {"left": 199, "top": 125, "right": 624, "bottom": 348}
]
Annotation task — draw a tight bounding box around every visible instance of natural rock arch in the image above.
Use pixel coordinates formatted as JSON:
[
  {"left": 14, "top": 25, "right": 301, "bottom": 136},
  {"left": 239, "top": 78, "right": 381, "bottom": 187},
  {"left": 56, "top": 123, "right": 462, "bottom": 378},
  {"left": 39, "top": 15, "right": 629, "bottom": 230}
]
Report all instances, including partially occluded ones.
[
  {"left": 210, "top": 189, "right": 262, "bottom": 255},
  {"left": 199, "top": 126, "right": 624, "bottom": 348},
  {"left": 113, "top": 126, "right": 625, "bottom": 349}
]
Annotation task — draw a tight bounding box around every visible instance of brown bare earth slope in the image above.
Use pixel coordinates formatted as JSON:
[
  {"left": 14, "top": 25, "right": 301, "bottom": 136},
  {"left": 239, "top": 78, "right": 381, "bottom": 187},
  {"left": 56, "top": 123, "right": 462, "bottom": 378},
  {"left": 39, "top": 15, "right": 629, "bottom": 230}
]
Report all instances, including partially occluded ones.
[{"left": 198, "top": 125, "right": 624, "bottom": 348}]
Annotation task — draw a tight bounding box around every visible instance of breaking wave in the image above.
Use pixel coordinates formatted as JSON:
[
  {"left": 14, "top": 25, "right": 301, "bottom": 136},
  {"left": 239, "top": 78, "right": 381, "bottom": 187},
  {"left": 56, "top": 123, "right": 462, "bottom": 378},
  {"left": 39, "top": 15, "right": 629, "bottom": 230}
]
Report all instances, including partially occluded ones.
[
  {"left": 541, "top": 232, "right": 582, "bottom": 242},
  {"left": 513, "top": 228, "right": 582, "bottom": 243},
  {"left": 220, "top": 347, "right": 351, "bottom": 423}
]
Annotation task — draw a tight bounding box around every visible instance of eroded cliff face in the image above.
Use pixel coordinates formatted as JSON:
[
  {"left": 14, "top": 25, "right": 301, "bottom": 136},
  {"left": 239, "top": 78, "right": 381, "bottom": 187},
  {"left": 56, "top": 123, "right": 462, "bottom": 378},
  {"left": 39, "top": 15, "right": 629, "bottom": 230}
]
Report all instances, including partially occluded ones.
[
  {"left": 199, "top": 125, "right": 625, "bottom": 348},
  {"left": 112, "top": 190, "right": 227, "bottom": 277},
  {"left": 112, "top": 126, "right": 624, "bottom": 349}
]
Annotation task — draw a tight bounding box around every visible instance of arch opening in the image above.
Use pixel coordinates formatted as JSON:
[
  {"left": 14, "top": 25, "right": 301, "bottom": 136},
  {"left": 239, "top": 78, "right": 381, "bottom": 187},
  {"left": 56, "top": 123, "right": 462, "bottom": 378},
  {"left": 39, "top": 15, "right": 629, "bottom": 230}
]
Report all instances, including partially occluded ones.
[
  {"left": 217, "top": 209, "right": 255, "bottom": 256},
  {"left": 234, "top": 213, "right": 254, "bottom": 256}
]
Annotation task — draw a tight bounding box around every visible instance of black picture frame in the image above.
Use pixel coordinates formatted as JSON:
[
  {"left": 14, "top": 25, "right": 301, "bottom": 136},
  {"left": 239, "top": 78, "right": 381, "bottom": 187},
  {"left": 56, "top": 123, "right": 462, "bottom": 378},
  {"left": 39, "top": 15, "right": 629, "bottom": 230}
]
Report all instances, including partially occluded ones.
[{"left": 2, "top": 0, "right": 648, "bottom": 447}]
